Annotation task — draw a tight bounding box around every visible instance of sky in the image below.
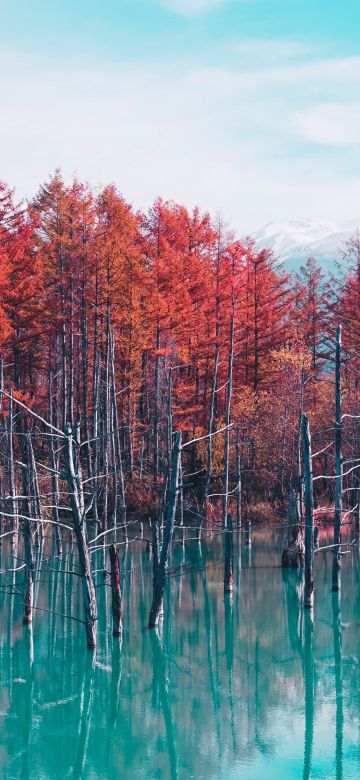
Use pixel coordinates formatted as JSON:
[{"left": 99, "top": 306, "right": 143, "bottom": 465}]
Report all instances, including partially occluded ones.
[{"left": 0, "top": 0, "right": 359, "bottom": 233}]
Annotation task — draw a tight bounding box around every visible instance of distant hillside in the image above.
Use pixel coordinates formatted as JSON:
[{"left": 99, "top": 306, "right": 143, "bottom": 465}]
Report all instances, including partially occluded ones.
[{"left": 253, "top": 218, "right": 360, "bottom": 273}]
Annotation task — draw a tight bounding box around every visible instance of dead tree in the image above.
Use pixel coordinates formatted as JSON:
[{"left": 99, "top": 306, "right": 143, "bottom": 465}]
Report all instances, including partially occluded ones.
[
  {"left": 244, "top": 518, "right": 251, "bottom": 547},
  {"left": 49, "top": 375, "right": 62, "bottom": 555},
  {"left": 110, "top": 330, "right": 127, "bottom": 540},
  {"left": 26, "top": 430, "right": 42, "bottom": 549},
  {"left": 151, "top": 517, "right": 163, "bottom": 617},
  {"left": 64, "top": 422, "right": 98, "bottom": 648},
  {"left": 332, "top": 325, "right": 342, "bottom": 592},
  {"left": 303, "top": 414, "right": 314, "bottom": 609},
  {"left": 222, "top": 299, "right": 235, "bottom": 527},
  {"left": 200, "top": 347, "right": 219, "bottom": 530},
  {"left": 109, "top": 544, "right": 123, "bottom": 636},
  {"left": 148, "top": 431, "right": 182, "bottom": 628},
  {"left": 235, "top": 426, "right": 241, "bottom": 529},
  {"left": 7, "top": 390, "right": 18, "bottom": 549},
  {"left": 20, "top": 424, "right": 35, "bottom": 624},
  {"left": 282, "top": 489, "right": 304, "bottom": 568},
  {"left": 224, "top": 512, "right": 233, "bottom": 593},
  {"left": 282, "top": 369, "right": 306, "bottom": 568}
]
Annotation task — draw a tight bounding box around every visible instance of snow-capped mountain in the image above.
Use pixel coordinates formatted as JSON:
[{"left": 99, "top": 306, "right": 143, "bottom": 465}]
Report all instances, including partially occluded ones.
[{"left": 253, "top": 218, "right": 360, "bottom": 272}]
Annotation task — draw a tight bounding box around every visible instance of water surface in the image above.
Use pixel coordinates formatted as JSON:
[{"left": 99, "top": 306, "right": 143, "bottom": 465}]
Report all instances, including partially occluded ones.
[{"left": 0, "top": 529, "right": 359, "bottom": 779}]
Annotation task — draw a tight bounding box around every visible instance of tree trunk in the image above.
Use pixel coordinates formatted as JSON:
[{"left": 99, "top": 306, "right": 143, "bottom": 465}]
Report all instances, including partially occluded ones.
[
  {"left": 224, "top": 512, "right": 233, "bottom": 593},
  {"left": 332, "top": 325, "right": 342, "bottom": 592},
  {"left": 64, "top": 422, "right": 98, "bottom": 648},
  {"left": 7, "top": 391, "right": 18, "bottom": 549},
  {"left": 282, "top": 488, "right": 304, "bottom": 568},
  {"left": 109, "top": 544, "right": 123, "bottom": 636},
  {"left": 148, "top": 431, "right": 182, "bottom": 628},
  {"left": 222, "top": 298, "right": 235, "bottom": 526},
  {"left": 110, "top": 330, "right": 127, "bottom": 540},
  {"left": 20, "top": 424, "right": 34, "bottom": 624},
  {"left": 200, "top": 347, "right": 219, "bottom": 532},
  {"left": 235, "top": 426, "right": 241, "bottom": 529},
  {"left": 303, "top": 414, "right": 314, "bottom": 608}
]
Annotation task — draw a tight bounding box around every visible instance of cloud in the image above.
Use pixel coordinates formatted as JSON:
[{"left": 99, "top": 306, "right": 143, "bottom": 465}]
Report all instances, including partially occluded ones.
[
  {"left": 156, "top": 0, "right": 232, "bottom": 14},
  {"left": 293, "top": 102, "right": 360, "bottom": 145},
  {"left": 1, "top": 46, "right": 360, "bottom": 232}
]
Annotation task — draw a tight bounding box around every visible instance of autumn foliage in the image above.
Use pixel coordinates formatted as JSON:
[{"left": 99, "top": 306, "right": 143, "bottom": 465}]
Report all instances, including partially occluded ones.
[{"left": 0, "top": 171, "right": 358, "bottom": 520}]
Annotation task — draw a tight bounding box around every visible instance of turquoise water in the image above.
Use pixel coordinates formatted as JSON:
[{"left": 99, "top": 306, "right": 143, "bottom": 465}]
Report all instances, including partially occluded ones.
[{"left": 0, "top": 529, "right": 359, "bottom": 779}]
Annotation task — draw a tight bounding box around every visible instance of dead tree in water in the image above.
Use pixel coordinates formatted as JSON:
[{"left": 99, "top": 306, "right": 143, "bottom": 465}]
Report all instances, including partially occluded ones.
[
  {"left": 282, "top": 369, "right": 305, "bottom": 568},
  {"left": 20, "top": 422, "right": 35, "bottom": 624},
  {"left": 150, "top": 518, "right": 162, "bottom": 616},
  {"left": 148, "top": 431, "right": 182, "bottom": 628},
  {"left": 332, "top": 325, "right": 342, "bottom": 592},
  {"left": 302, "top": 414, "right": 314, "bottom": 609},
  {"left": 200, "top": 347, "right": 219, "bottom": 535},
  {"left": 7, "top": 390, "right": 18, "bottom": 550},
  {"left": 224, "top": 512, "right": 233, "bottom": 593},
  {"left": 222, "top": 298, "right": 235, "bottom": 527},
  {"left": 110, "top": 330, "right": 127, "bottom": 541},
  {"left": 64, "top": 422, "right": 98, "bottom": 648},
  {"left": 49, "top": 375, "right": 62, "bottom": 555},
  {"left": 235, "top": 426, "right": 241, "bottom": 529},
  {"left": 109, "top": 544, "right": 123, "bottom": 636}
]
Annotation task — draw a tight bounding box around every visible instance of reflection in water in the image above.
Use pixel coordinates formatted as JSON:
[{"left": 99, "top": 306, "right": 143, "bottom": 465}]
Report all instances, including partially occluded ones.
[
  {"left": 224, "top": 592, "right": 236, "bottom": 754},
  {"left": 0, "top": 530, "right": 359, "bottom": 779},
  {"left": 303, "top": 609, "right": 314, "bottom": 780},
  {"left": 283, "top": 568, "right": 304, "bottom": 656},
  {"left": 73, "top": 655, "right": 95, "bottom": 780},
  {"left": 150, "top": 629, "right": 178, "bottom": 780},
  {"left": 332, "top": 591, "right": 343, "bottom": 780}
]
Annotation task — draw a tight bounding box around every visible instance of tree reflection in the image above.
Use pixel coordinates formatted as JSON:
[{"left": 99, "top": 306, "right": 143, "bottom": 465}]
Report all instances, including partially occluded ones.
[
  {"left": 332, "top": 591, "right": 343, "bottom": 780},
  {"left": 303, "top": 609, "right": 314, "bottom": 780},
  {"left": 149, "top": 629, "right": 178, "bottom": 780}
]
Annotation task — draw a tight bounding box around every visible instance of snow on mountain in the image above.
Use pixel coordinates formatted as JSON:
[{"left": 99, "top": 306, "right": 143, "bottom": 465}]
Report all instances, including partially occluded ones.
[{"left": 253, "top": 218, "right": 360, "bottom": 273}]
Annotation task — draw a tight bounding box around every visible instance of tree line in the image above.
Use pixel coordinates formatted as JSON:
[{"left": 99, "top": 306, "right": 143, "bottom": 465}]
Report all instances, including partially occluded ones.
[{"left": 1, "top": 170, "right": 360, "bottom": 643}]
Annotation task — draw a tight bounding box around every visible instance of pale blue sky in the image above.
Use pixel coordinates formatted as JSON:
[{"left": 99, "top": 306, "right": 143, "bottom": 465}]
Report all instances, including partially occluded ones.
[{"left": 0, "top": 0, "right": 359, "bottom": 231}]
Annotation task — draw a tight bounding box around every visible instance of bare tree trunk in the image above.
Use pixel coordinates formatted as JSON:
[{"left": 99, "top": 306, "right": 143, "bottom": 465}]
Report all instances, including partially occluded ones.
[
  {"left": 109, "top": 544, "right": 123, "bottom": 636},
  {"left": 282, "top": 487, "right": 304, "bottom": 568},
  {"left": 7, "top": 391, "right": 18, "bottom": 550},
  {"left": 0, "top": 475, "right": 3, "bottom": 546},
  {"left": 244, "top": 518, "right": 251, "bottom": 547},
  {"left": 92, "top": 356, "right": 100, "bottom": 529},
  {"left": 148, "top": 431, "right": 182, "bottom": 628},
  {"left": 224, "top": 512, "right": 233, "bottom": 593},
  {"left": 49, "top": 375, "right": 62, "bottom": 556},
  {"left": 20, "top": 425, "right": 34, "bottom": 624},
  {"left": 151, "top": 518, "right": 162, "bottom": 616},
  {"left": 64, "top": 422, "right": 97, "bottom": 648},
  {"left": 297, "top": 367, "right": 305, "bottom": 522},
  {"left": 110, "top": 330, "right": 127, "bottom": 540},
  {"left": 26, "top": 431, "right": 42, "bottom": 548},
  {"left": 332, "top": 325, "right": 342, "bottom": 592},
  {"left": 200, "top": 347, "right": 219, "bottom": 532},
  {"left": 222, "top": 299, "right": 235, "bottom": 526},
  {"left": 235, "top": 426, "right": 241, "bottom": 529},
  {"left": 154, "top": 324, "right": 161, "bottom": 481},
  {"left": 178, "top": 456, "right": 184, "bottom": 527},
  {"left": 303, "top": 414, "right": 314, "bottom": 609}
]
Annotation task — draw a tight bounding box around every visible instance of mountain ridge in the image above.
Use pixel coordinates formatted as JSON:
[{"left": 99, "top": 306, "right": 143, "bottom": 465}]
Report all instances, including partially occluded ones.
[{"left": 253, "top": 218, "right": 360, "bottom": 272}]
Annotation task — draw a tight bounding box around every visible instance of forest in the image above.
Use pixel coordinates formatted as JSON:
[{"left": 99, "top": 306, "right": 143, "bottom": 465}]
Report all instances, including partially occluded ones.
[{"left": 0, "top": 170, "right": 359, "bottom": 646}]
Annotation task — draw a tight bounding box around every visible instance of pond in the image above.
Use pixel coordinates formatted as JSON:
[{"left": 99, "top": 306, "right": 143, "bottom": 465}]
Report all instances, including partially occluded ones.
[{"left": 0, "top": 528, "right": 359, "bottom": 779}]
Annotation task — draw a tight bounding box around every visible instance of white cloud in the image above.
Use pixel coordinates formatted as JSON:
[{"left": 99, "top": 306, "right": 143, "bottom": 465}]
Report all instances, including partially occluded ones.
[
  {"left": 156, "top": 0, "right": 232, "bottom": 14},
  {"left": 293, "top": 102, "right": 360, "bottom": 145},
  {"left": 1, "top": 48, "right": 360, "bottom": 232}
]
